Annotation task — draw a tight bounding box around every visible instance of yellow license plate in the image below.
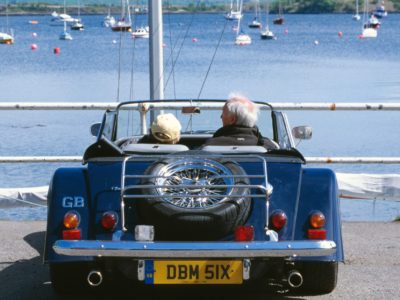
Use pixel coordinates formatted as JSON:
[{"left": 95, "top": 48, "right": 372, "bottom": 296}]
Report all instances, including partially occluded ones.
[{"left": 145, "top": 260, "right": 243, "bottom": 284}]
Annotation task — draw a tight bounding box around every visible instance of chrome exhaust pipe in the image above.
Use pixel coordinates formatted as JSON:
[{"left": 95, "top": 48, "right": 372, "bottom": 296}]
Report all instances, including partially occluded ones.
[
  {"left": 287, "top": 270, "right": 303, "bottom": 288},
  {"left": 87, "top": 270, "right": 103, "bottom": 287}
]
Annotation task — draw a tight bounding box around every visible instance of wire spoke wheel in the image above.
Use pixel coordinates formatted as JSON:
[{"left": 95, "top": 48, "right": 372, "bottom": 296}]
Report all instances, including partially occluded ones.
[{"left": 154, "top": 159, "right": 234, "bottom": 208}]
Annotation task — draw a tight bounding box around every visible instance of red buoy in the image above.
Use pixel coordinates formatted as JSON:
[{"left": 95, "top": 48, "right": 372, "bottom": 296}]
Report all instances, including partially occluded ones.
[
  {"left": 192, "top": 38, "right": 198, "bottom": 43},
  {"left": 284, "top": 29, "right": 289, "bottom": 34},
  {"left": 338, "top": 31, "right": 343, "bottom": 38},
  {"left": 30, "top": 44, "right": 38, "bottom": 50},
  {"left": 53, "top": 47, "right": 60, "bottom": 54}
]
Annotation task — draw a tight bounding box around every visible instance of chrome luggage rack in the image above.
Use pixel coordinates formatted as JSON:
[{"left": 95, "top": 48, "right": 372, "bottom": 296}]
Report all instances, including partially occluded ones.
[{"left": 119, "top": 153, "right": 273, "bottom": 232}]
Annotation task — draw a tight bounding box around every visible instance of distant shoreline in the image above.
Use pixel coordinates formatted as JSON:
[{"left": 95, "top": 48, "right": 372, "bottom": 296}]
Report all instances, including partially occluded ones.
[
  {"left": 3, "top": 11, "right": 400, "bottom": 17},
  {"left": 1, "top": 3, "right": 399, "bottom": 16}
]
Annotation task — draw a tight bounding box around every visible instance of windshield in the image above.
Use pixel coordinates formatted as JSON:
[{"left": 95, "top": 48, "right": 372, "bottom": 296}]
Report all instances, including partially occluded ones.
[{"left": 114, "top": 101, "right": 274, "bottom": 143}]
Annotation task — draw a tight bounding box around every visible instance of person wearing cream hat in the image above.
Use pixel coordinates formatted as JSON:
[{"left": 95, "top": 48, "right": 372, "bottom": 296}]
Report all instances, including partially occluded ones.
[{"left": 138, "top": 113, "right": 182, "bottom": 144}]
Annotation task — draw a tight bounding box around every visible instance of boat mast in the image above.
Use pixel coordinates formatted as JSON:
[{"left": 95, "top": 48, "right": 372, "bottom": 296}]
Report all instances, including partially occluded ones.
[{"left": 149, "top": 0, "right": 164, "bottom": 101}]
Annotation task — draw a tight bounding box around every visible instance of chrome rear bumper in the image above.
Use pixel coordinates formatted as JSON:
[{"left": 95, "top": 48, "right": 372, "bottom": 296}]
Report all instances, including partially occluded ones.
[{"left": 54, "top": 240, "right": 336, "bottom": 258}]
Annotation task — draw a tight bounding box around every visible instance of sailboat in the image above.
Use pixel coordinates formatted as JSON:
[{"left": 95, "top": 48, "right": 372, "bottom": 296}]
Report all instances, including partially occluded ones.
[
  {"left": 261, "top": 0, "right": 275, "bottom": 40},
  {"left": 234, "top": 1, "right": 251, "bottom": 45},
  {"left": 71, "top": 0, "right": 84, "bottom": 31},
  {"left": 361, "top": 0, "right": 377, "bottom": 38},
  {"left": 0, "top": 0, "right": 14, "bottom": 44},
  {"left": 50, "top": 0, "right": 77, "bottom": 26},
  {"left": 102, "top": 6, "right": 116, "bottom": 27},
  {"left": 372, "top": 0, "right": 388, "bottom": 18},
  {"left": 111, "top": 0, "right": 132, "bottom": 32},
  {"left": 273, "top": 0, "right": 284, "bottom": 25},
  {"left": 60, "top": 20, "right": 73, "bottom": 40},
  {"left": 248, "top": 0, "right": 262, "bottom": 28},
  {"left": 352, "top": 0, "right": 361, "bottom": 20},
  {"left": 225, "top": 0, "right": 243, "bottom": 20}
]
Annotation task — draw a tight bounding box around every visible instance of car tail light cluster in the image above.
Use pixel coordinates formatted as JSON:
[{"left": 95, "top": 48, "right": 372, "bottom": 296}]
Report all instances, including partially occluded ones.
[
  {"left": 62, "top": 211, "right": 81, "bottom": 240},
  {"left": 234, "top": 225, "right": 254, "bottom": 241},
  {"left": 101, "top": 211, "right": 119, "bottom": 231},
  {"left": 270, "top": 210, "right": 287, "bottom": 230},
  {"left": 307, "top": 211, "right": 327, "bottom": 239}
]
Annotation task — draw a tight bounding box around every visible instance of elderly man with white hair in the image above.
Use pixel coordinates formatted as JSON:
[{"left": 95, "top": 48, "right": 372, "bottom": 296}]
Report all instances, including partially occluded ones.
[{"left": 203, "top": 93, "right": 278, "bottom": 149}]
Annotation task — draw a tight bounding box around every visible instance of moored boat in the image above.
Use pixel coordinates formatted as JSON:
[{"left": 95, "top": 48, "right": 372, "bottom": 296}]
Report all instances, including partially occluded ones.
[
  {"left": 225, "top": 0, "right": 243, "bottom": 20},
  {"left": 111, "top": 0, "right": 132, "bottom": 32},
  {"left": 131, "top": 26, "right": 149, "bottom": 38},
  {"left": 0, "top": 32, "right": 13, "bottom": 44}
]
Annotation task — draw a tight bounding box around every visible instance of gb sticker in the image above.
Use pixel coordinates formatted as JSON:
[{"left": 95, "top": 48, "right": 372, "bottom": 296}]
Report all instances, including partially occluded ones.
[{"left": 62, "top": 196, "right": 85, "bottom": 208}]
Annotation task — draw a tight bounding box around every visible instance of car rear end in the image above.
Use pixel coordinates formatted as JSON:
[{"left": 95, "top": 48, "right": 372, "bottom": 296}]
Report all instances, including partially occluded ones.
[{"left": 45, "top": 150, "right": 342, "bottom": 294}]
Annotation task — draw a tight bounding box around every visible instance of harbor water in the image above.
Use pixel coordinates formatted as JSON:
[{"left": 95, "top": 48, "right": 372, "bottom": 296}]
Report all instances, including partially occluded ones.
[{"left": 0, "top": 13, "right": 399, "bottom": 221}]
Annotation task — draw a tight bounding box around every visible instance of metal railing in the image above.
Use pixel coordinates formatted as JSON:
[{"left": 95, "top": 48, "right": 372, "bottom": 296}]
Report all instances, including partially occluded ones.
[{"left": 1, "top": 102, "right": 399, "bottom": 164}]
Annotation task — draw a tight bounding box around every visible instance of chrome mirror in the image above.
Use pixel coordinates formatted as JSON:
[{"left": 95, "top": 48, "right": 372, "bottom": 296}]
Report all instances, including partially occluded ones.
[
  {"left": 90, "top": 123, "right": 101, "bottom": 137},
  {"left": 292, "top": 126, "right": 312, "bottom": 140}
]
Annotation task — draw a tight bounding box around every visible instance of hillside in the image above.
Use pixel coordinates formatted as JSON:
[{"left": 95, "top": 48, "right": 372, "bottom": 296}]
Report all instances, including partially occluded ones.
[{"left": 0, "top": 0, "right": 399, "bottom": 15}]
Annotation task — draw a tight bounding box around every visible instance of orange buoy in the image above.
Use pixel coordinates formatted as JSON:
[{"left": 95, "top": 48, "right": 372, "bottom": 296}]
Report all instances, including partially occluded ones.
[
  {"left": 30, "top": 44, "right": 38, "bottom": 50},
  {"left": 338, "top": 31, "right": 343, "bottom": 38},
  {"left": 53, "top": 47, "right": 60, "bottom": 54}
]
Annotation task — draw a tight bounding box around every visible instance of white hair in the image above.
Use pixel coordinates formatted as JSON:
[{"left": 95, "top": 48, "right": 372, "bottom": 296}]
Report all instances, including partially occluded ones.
[{"left": 226, "top": 93, "right": 259, "bottom": 127}]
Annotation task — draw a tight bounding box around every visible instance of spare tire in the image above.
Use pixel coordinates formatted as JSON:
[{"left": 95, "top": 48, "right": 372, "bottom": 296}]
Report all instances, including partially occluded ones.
[{"left": 137, "top": 156, "right": 251, "bottom": 240}]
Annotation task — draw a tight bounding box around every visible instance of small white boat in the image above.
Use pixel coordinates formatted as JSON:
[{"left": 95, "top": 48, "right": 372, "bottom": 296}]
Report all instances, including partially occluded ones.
[
  {"left": 111, "top": 0, "right": 132, "bottom": 32},
  {"left": 0, "top": 32, "right": 14, "bottom": 44},
  {"left": 50, "top": 11, "right": 77, "bottom": 26},
  {"left": 235, "top": 34, "right": 251, "bottom": 45},
  {"left": 103, "top": 6, "right": 116, "bottom": 27},
  {"left": 365, "top": 15, "right": 381, "bottom": 29},
  {"left": 70, "top": 0, "right": 84, "bottom": 31},
  {"left": 373, "top": 2, "right": 388, "bottom": 18},
  {"left": 361, "top": 27, "right": 378, "bottom": 38},
  {"left": 225, "top": 10, "right": 243, "bottom": 20},
  {"left": 234, "top": 1, "right": 250, "bottom": 45},
  {"left": 360, "top": 0, "right": 377, "bottom": 38},
  {"left": 59, "top": 31, "right": 73, "bottom": 40},
  {"left": 248, "top": 18, "right": 262, "bottom": 29},
  {"left": 60, "top": 21, "right": 73, "bottom": 40},
  {"left": 103, "top": 15, "right": 116, "bottom": 27},
  {"left": 261, "top": 0, "right": 275, "bottom": 40},
  {"left": 225, "top": 0, "right": 242, "bottom": 20},
  {"left": 352, "top": 0, "right": 361, "bottom": 20},
  {"left": 71, "top": 20, "right": 84, "bottom": 31},
  {"left": 248, "top": 0, "right": 261, "bottom": 28},
  {"left": 0, "top": 3, "right": 13, "bottom": 45},
  {"left": 261, "top": 29, "right": 274, "bottom": 40},
  {"left": 131, "top": 26, "right": 149, "bottom": 38}
]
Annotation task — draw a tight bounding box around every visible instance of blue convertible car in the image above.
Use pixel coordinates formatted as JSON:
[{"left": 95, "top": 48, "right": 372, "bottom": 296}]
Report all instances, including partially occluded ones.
[{"left": 44, "top": 100, "right": 343, "bottom": 295}]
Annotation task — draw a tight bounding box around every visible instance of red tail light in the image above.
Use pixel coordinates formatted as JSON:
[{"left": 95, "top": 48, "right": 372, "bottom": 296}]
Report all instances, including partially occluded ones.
[
  {"left": 307, "top": 229, "right": 327, "bottom": 240},
  {"left": 62, "top": 211, "right": 81, "bottom": 240},
  {"left": 235, "top": 225, "right": 254, "bottom": 241},
  {"left": 101, "top": 211, "right": 118, "bottom": 231},
  {"left": 62, "top": 229, "right": 81, "bottom": 240},
  {"left": 309, "top": 211, "right": 326, "bottom": 229},
  {"left": 270, "top": 210, "right": 287, "bottom": 230},
  {"left": 63, "top": 211, "right": 80, "bottom": 229}
]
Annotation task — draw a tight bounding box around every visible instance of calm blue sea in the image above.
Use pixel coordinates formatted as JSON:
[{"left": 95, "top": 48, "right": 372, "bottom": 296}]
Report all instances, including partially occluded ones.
[{"left": 0, "top": 13, "right": 399, "bottom": 221}]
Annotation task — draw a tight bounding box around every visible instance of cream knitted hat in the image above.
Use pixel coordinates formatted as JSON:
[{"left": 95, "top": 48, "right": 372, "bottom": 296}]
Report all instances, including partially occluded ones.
[{"left": 151, "top": 113, "right": 182, "bottom": 143}]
